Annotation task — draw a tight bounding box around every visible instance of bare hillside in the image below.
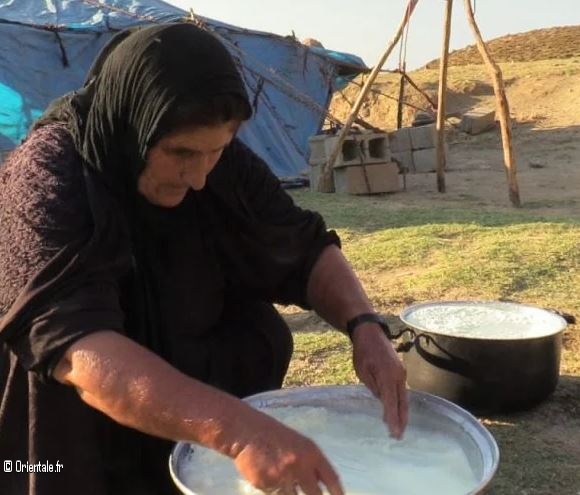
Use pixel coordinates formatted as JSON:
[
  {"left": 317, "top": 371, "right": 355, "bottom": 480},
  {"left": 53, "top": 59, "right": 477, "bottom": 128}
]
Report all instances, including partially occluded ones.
[
  {"left": 425, "top": 25, "right": 580, "bottom": 68},
  {"left": 329, "top": 26, "right": 580, "bottom": 132},
  {"left": 327, "top": 32, "right": 580, "bottom": 216},
  {"left": 330, "top": 56, "right": 580, "bottom": 131}
]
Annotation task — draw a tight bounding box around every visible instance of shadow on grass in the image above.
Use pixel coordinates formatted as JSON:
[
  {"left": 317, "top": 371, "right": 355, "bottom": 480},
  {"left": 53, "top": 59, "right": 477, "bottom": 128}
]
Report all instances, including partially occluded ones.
[{"left": 482, "top": 375, "right": 580, "bottom": 495}]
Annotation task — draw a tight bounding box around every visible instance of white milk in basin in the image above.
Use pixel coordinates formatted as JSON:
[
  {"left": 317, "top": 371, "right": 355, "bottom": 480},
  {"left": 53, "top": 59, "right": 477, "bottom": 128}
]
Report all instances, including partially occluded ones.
[{"left": 180, "top": 405, "right": 479, "bottom": 495}]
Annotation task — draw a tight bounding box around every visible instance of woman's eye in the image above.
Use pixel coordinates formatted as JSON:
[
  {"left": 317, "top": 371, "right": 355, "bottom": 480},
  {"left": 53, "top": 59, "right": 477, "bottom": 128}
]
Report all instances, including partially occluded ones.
[{"left": 175, "top": 149, "right": 196, "bottom": 158}]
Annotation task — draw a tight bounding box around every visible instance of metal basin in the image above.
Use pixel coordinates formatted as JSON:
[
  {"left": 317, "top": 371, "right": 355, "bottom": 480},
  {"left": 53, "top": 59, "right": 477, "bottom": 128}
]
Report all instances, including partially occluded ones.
[{"left": 170, "top": 385, "right": 499, "bottom": 494}]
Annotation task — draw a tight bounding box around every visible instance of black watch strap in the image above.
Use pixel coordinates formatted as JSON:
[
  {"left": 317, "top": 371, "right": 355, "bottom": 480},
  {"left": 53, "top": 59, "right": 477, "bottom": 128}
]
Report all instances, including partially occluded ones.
[{"left": 345, "top": 313, "right": 391, "bottom": 341}]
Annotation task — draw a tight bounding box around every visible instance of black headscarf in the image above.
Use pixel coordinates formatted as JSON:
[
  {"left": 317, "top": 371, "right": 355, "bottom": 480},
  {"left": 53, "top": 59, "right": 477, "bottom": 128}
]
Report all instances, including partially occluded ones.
[
  {"left": 35, "top": 22, "right": 251, "bottom": 197},
  {"left": 32, "top": 23, "right": 252, "bottom": 356}
]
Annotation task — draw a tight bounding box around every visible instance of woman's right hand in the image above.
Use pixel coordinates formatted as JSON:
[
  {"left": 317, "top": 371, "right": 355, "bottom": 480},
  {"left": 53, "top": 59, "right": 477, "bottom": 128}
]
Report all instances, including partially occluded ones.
[
  {"left": 53, "top": 331, "right": 342, "bottom": 493},
  {"left": 232, "top": 411, "right": 344, "bottom": 495}
]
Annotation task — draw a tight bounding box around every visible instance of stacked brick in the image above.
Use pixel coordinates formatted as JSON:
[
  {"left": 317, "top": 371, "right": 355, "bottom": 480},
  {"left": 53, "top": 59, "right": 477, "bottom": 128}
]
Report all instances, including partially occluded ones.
[
  {"left": 308, "top": 131, "right": 401, "bottom": 194},
  {"left": 460, "top": 108, "right": 496, "bottom": 135},
  {"left": 388, "top": 124, "right": 446, "bottom": 173}
]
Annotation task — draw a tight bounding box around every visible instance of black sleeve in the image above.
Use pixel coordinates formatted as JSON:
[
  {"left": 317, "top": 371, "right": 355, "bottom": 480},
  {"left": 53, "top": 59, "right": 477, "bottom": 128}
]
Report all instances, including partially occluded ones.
[
  {"left": 0, "top": 127, "right": 130, "bottom": 382},
  {"left": 206, "top": 138, "right": 340, "bottom": 308}
]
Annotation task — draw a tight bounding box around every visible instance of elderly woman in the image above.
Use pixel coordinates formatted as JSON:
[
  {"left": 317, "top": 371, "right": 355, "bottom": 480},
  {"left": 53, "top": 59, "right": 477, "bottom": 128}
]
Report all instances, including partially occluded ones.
[{"left": 0, "top": 23, "right": 407, "bottom": 495}]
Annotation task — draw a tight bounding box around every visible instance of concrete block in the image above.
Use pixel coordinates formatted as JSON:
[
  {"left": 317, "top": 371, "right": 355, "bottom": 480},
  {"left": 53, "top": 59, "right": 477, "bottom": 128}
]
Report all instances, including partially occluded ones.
[
  {"left": 361, "top": 133, "right": 391, "bottom": 163},
  {"left": 392, "top": 150, "right": 415, "bottom": 173},
  {"left": 460, "top": 108, "right": 496, "bottom": 135},
  {"left": 334, "top": 162, "right": 401, "bottom": 195},
  {"left": 308, "top": 163, "right": 334, "bottom": 192},
  {"left": 388, "top": 128, "right": 412, "bottom": 152},
  {"left": 308, "top": 135, "right": 327, "bottom": 163},
  {"left": 308, "top": 132, "right": 393, "bottom": 168},
  {"left": 412, "top": 111, "right": 436, "bottom": 127},
  {"left": 412, "top": 148, "right": 437, "bottom": 173},
  {"left": 410, "top": 123, "right": 437, "bottom": 150},
  {"left": 308, "top": 134, "right": 364, "bottom": 166},
  {"left": 324, "top": 135, "right": 364, "bottom": 166},
  {"left": 309, "top": 163, "right": 320, "bottom": 192},
  {"left": 308, "top": 157, "right": 326, "bottom": 166}
]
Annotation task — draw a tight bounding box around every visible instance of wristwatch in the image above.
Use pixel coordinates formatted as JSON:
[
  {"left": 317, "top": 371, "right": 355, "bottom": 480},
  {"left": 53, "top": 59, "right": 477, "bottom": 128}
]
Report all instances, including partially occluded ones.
[{"left": 345, "top": 313, "right": 391, "bottom": 342}]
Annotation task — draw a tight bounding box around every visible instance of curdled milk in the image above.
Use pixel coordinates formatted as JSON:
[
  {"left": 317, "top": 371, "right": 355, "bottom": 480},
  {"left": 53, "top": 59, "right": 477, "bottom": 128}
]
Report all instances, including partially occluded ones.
[
  {"left": 404, "top": 302, "right": 564, "bottom": 340},
  {"left": 180, "top": 406, "right": 479, "bottom": 495}
]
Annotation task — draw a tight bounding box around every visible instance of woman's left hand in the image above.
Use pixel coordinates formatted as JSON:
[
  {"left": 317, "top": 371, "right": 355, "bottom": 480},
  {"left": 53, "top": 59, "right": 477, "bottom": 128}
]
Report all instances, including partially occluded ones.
[{"left": 351, "top": 323, "right": 408, "bottom": 439}]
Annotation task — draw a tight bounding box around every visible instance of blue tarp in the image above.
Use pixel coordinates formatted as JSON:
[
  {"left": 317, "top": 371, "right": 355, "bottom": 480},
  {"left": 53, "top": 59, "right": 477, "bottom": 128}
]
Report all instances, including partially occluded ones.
[{"left": 0, "top": 0, "right": 367, "bottom": 177}]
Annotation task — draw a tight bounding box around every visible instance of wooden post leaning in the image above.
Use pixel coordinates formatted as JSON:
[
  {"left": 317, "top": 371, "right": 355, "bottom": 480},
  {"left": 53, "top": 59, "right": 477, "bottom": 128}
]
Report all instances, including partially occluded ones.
[
  {"left": 317, "top": 0, "right": 420, "bottom": 193},
  {"left": 464, "top": 0, "right": 521, "bottom": 207}
]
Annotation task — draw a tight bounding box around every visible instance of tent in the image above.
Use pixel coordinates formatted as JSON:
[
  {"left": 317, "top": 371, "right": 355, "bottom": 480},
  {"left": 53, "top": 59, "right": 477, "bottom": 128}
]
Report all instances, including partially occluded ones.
[{"left": 0, "top": 0, "right": 367, "bottom": 178}]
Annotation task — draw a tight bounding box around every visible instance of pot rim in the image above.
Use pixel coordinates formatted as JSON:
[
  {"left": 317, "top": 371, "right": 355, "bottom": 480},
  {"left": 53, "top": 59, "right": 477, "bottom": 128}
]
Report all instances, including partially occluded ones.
[{"left": 400, "top": 300, "right": 568, "bottom": 341}]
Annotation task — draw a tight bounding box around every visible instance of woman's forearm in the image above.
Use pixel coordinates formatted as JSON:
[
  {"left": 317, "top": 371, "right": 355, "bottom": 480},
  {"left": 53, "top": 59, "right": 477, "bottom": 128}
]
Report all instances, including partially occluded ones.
[
  {"left": 306, "top": 244, "right": 375, "bottom": 330},
  {"left": 53, "top": 330, "right": 255, "bottom": 458},
  {"left": 54, "top": 330, "right": 347, "bottom": 494}
]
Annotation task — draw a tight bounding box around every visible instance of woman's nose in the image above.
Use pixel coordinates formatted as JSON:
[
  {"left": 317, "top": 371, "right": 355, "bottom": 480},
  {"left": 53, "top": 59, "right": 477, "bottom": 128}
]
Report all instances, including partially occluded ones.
[{"left": 181, "top": 154, "right": 218, "bottom": 190}]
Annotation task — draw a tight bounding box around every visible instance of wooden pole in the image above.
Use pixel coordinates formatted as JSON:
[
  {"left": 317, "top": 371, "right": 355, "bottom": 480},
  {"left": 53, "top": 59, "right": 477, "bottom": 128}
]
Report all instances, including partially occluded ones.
[
  {"left": 317, "top": 0, "right": 419, "bottom": 192},
  {"left": 397, "top": 65, "right": 406, "bottom": 129},
  {"left": 464, "top": 0, "right": 521, "bottom": 207},
  {"left": 436, "top": 0, "right": 453, "bottom": 193}
]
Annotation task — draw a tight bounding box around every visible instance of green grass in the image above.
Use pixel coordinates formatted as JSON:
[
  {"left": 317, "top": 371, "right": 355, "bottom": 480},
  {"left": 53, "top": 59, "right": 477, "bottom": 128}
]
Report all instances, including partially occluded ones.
[
  {"left": 285, "top": 331, "right": 355, "bottom": 387},
  {"left": 292, "top": 191, "right": 580, "bottom": 313},
  {"left": 282, "top": 191, "right": 580, "bottom": 495}
]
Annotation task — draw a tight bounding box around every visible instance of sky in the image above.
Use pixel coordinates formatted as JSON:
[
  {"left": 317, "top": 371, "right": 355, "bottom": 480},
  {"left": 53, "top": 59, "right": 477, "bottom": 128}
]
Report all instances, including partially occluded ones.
[{"left": 166, "top": 0, "right": 580, "bottom": 69}]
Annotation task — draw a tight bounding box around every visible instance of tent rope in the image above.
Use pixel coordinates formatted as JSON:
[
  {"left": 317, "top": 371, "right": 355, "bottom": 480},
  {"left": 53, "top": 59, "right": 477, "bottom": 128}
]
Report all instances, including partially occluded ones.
[
  {"left": 49, "top": 28, "right": 69, "bottom": 67},
  {"left": 397, "top": 6, "right": 411, "bottom": 72}
]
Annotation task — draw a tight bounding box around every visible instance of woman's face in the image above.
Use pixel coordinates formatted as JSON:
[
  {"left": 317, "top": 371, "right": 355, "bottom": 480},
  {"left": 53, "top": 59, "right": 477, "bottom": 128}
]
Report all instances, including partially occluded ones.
[{"left": 138, "top": 120, "right": 239, "bottom": 207}]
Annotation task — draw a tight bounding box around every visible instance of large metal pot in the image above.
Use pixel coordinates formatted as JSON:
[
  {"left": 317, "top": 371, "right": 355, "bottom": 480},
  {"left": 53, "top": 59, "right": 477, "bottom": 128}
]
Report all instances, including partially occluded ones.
[
  {"left": 398, "top": 300, "right": 572, "bottom": 414},
  {"left": 170, "top": 385, "right": 499, "bottom": 495}
]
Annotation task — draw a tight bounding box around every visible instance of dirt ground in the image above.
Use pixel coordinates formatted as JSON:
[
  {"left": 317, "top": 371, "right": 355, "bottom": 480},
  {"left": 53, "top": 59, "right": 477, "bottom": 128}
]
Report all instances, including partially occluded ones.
[
  {"left": 330, "top": 57, "right": 580, "bottom": 218},
  {"left": 395, "top": 122, "right": 580, "bottom": 217}
]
